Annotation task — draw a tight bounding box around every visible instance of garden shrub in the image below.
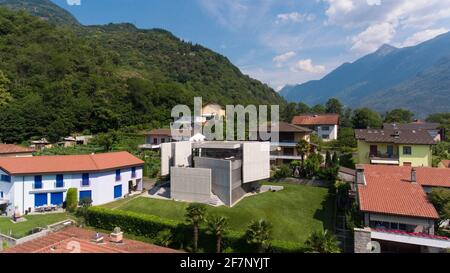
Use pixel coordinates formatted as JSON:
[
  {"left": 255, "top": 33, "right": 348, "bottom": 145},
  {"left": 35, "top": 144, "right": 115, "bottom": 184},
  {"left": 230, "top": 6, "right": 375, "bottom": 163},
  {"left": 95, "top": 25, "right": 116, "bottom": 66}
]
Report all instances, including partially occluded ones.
[
  {"left": 66, "top": 188, "right": 78, "bottom": 212},
  {"left": 84, "top": 207, "right": 305, "bottom": 253},
  {"left": 273, "top": 165, "right": 291, "bottom": 179}
]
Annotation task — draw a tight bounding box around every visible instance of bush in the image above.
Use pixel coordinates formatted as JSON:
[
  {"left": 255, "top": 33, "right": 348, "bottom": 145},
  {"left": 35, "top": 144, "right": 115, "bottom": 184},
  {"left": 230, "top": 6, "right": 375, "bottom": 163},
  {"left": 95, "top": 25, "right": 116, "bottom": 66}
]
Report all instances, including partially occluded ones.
[
  {"left": 317, "top": 166, "right": 339, "bottom": 181},
  {"left": 83, "top": 207, "right": 305, "bottom": 253},
  {"left": 273, "top": 165, "right": 291, "bottom": 179},
  {"left": 66, "top": 188, "right": 78, "bottom": 212}
]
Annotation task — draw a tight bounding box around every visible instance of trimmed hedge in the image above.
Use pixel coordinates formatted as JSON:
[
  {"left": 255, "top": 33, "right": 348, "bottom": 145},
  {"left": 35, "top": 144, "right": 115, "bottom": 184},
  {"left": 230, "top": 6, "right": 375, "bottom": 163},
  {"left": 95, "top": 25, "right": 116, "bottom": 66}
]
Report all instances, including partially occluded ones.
[
  {"left": 84, "top": 206, "right": 305, "bottom": 253},
  {"left": 66, "top": 188, "right": 78, "bottom": 212}
]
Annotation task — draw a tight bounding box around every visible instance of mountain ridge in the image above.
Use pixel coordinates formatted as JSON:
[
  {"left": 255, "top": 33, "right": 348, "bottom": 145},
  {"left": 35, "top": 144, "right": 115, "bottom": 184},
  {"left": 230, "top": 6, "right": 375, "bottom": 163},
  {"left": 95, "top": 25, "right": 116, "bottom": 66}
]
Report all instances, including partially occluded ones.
[{"left": 280, "top": 31, "right": 450, "bottom": 117}]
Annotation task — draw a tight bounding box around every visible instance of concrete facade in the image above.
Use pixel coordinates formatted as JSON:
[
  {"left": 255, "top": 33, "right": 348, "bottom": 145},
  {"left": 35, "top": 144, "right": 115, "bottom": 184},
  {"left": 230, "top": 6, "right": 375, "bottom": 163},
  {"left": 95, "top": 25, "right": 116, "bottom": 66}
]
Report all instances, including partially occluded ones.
[
  {"left": 161, "top": 141, "right": 270, "bottom": 206},
  {"left": 171, "top": 167, "right": 212, "bottom": 203}
]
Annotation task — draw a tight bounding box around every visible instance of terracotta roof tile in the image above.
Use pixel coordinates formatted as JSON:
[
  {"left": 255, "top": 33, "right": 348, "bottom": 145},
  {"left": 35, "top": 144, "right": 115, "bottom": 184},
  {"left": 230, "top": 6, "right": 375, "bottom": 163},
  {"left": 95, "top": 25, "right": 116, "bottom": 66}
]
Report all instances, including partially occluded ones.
[
  {"left": 358, "top": 165, "right": 442, "bottom": 219},
  {"left": 291, "top": 114, "right": 339, "bottom": 125},
  {"left": 0, "top": 151, "right": 144, "bottom": 175},
  {"left": 440, "top": 160, "right": 450, "bottom": 168},
  {"left": 0, "top": 144, "right": 35, "bottom": 154}
]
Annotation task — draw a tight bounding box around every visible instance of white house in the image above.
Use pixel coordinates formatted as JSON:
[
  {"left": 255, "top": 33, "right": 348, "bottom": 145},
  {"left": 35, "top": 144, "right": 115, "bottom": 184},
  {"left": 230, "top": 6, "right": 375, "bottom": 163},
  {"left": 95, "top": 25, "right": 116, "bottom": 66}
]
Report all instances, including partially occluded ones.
[
  {"left": 291, "top": 114, "right": 339, "bottom": 141},
  {"left": 0, "top": 152, "right": 144, "bottom": 215}
]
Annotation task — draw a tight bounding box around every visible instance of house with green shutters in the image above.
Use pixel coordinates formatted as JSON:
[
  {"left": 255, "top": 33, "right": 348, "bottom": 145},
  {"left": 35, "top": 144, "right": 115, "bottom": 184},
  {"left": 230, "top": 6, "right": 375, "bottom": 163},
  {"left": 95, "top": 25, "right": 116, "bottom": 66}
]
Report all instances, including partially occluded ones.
[{"left": 355, "top": 128, "right": 435, "bottom": 167}]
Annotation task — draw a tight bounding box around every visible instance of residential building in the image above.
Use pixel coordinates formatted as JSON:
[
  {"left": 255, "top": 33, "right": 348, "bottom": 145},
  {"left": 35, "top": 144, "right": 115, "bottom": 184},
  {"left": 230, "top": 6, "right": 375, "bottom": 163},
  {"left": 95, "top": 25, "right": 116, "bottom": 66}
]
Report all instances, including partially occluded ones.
[
  {"left": 354, "top": 164, "right": 450, "bottom": 253},
  {"left": 291, "top": 114, "right": 339, "bottom": 141},
  {"left": 59, "top": 135, "right": 93, "bottom": 148},
  {"left": 0, "top": 144, "right": 34, "bottom": 158},
  {"left": 438, "top": 160, "right": 450, "bottom": 168},
  {"left": 2, "top": 226, "right": 180, "bottom": 253},
  {"left": 161, "top": 141, "right": 270, "bottom": 207},
  {"left": 355, "top": 128, "right": 435, "bottom": 167},
  {"left": 140, "top": 128, "right": 191, "bottom": 150},
  {"left": 30, "top": 138, "right": 52, "bottom": 150},
  {"left": 250, "top": 122, "right": 312, "bottom": 165},
  {"left": 383, "top": 121, "right": 444, "bottom": 142},
  {"left": 0, "top": 152, "right": 143, "bottom": 216}
]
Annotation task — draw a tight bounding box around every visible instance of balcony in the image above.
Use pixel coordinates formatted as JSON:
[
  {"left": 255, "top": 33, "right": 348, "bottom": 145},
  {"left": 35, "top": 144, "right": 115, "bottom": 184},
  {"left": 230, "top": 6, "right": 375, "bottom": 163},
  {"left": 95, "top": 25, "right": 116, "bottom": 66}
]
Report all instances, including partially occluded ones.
[{"left": 369, "top": 152, "right": 399, "bottom": 165}]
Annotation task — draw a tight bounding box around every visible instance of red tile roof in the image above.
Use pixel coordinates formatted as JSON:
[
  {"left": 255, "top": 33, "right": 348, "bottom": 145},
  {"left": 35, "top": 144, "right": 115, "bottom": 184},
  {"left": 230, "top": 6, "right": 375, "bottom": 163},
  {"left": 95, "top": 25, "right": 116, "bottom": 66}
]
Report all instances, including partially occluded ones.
[
  {"left": 358, "top": 165, "right": 441, "bottom": 219},
  {"left": 0, "top": 151, "right": 144, "bottom": 175},
  {"left": 355, "top": 128, "right": 435, "bottom": 145},
  {"left": 440, "top": 160, "right": 450, "bottom": 168},
  {"left": 416, "top": 167, "right": 450, "bottom": 187},
  {"left": 291, "top": 114, "right": 339, "bottom": 125},
  {"left": 0, "top": 144, "right": 34, "bottom": 155},
  {"left": 2, "top": 226, "right": 180, "bottom": 253}
]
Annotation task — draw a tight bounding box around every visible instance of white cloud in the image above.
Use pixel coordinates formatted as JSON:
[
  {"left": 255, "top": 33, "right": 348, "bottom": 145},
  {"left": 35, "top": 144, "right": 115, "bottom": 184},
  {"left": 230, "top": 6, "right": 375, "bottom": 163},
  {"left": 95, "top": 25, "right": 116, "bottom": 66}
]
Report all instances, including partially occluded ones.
[
  {"left": 66, "top": 0, "right": 81, "bottom": 5},
  {"left": 398, "top": 28, "right": 449, "bottom": 47},
  {"left": 275, "top": 12, "right": 315, "bottom": 24},
  {"left": 351, "top": 22, "right": 396, "bottom": 53},
  {"left": 291, "top": 59, "right": 326, "bottom": 73},
  {"left": 273, "top": 51, "right": 296, "bottom": 67},
  {"left": 325, "top": 0, "right": 355, "bottom": 19},
  {"left": 366, "top": 0, "right": 381, "bottom": 6}
]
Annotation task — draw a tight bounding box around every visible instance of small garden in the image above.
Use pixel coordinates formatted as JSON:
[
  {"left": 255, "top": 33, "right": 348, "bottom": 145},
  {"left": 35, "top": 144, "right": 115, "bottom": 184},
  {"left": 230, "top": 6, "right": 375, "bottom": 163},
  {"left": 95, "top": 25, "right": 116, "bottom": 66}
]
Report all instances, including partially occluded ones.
[{"left": 0, "top": 213, "right": 71, "bottom": 239}]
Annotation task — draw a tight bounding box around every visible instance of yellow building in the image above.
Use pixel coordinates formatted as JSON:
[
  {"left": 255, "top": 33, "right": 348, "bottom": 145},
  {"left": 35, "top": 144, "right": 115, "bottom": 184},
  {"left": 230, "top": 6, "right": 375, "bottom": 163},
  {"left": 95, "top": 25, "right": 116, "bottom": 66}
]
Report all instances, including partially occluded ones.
[{"left": 355, "top": 129, "right": 435, "bottom": 167}]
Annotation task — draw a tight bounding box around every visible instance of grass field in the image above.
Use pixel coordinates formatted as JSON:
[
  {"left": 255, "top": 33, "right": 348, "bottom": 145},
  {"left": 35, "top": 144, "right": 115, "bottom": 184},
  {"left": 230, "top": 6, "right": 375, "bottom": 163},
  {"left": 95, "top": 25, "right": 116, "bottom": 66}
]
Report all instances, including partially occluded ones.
[
  {"left": 104, "top": 183, "right": 335, "bottom": 244},
  {"left": 0, "top": 213, "right": 71, "bottom": 239}
]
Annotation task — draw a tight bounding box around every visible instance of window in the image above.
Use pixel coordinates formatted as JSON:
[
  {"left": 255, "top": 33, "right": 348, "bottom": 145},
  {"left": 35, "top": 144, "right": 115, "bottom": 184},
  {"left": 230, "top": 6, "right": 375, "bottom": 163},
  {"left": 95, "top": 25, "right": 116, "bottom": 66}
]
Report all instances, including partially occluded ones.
[
  {"left": 403, "top": 146, "right": 412, "bottom": 155},
  {"left": 1, "top": 174, "right": 11, "bottom": 183},
  {"left": 153, "top": 138, "right": 157, "bottom": 144},
  {"left": 0, "top": 192, "right": 3, "bottom": 198},
  {"left": 321, "top": 126, "right": 330, "bottom": 131},
  {"left": 56, "top": 174, "right": 64, "bottom": 188},
  {"left": 34, "top": 175, "right": 43, "bottom": 189},
  {"left": 131, "top": 167, "right": 136, "bottom": 178},
  {"left": 115, "top": 169, "right": 121, "bottom": 181},
  {"left": 161, "top": 138, "right": 165, "bottom": 143},
  {"left": 321, "top": 134, "right": 329, "bottom": 139},
  {"left": 82, "top": 173, "right": 90, "bottom": 186}
]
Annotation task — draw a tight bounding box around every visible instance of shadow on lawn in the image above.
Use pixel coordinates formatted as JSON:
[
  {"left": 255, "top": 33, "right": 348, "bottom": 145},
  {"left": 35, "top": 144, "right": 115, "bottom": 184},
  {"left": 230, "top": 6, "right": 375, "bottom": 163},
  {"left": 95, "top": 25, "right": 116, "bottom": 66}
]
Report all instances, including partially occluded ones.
[{"left": 313, "top": 185, "right": 336, "bottom": 232}]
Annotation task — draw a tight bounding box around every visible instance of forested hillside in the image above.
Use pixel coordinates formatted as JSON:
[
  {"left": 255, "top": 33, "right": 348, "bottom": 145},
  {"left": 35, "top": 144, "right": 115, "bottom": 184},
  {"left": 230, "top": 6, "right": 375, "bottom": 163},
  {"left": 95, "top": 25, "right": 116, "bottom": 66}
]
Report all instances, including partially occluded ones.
[{"left": 0, "top": 7, "right": 284, "bottom": 143}]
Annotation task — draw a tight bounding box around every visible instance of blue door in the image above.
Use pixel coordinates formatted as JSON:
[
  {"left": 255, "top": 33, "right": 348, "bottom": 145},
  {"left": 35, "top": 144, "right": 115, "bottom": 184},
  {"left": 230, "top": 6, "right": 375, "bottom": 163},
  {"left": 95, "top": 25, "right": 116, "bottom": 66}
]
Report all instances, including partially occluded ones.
[
  {"left": 34, "top": 193, "right": 48, "bottom": 207},
  {"left": 79, "top": 190, "right": 92, "bottom": 201},
  {"left": 50, "top": 192, "right": 63, "bottom": 206},
  {"left": 114, "top": 185, "right": 122, "bottom": 199}
]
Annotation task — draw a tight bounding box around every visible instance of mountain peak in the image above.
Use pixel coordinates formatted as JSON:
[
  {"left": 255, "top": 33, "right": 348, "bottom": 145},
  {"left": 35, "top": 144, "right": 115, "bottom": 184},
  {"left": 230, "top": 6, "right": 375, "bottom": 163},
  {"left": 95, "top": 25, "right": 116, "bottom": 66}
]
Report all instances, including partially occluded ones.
[{"left": 375, "top": 44, "right": 397, "bottom": 56}]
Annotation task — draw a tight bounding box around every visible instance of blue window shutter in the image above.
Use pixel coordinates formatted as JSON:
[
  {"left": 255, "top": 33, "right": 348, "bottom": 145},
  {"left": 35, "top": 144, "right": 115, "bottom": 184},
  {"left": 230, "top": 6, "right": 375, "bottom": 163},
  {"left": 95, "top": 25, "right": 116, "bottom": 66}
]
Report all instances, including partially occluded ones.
[
  {"left": 82, "top": 173, "right": 89, "bottom": 186},
  {"left": 131, "top": 167, "right": 136, "bottom": 177},
  {"left": 34, "top": 175, "right": 42, "bottom": 189},
  {"left": 115, "top": 169, "right": 121, "bottom": 181},
  {"left": 34, "top": 193, "right": 48, "bottom": 207},
  {"left": 79, "top": 190, "right": 92, "bottom": 201},
  {"left": 114, "top": 185, "right": 122, "bottom": 199},
  {"left": 50, "top": 192, "right": 63, "bottom": 206},
  {"left": 56, "top": 174, "right": 64, "bottom": 187}
]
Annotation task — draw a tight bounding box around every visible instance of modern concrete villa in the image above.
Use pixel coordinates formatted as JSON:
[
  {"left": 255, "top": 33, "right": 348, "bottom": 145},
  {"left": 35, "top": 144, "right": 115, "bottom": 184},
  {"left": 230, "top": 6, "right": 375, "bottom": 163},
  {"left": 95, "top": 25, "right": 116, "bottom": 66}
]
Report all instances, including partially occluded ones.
[{"left": 160, "top": 141, "right": 270, "bottom": 206}]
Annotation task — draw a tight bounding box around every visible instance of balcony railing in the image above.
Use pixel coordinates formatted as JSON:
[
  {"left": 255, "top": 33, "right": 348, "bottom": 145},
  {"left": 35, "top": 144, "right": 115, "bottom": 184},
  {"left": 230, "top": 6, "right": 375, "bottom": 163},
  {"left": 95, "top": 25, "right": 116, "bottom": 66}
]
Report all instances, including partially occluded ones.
[{"left": 369, "top": 152, "right": 399, "bottom": 160}]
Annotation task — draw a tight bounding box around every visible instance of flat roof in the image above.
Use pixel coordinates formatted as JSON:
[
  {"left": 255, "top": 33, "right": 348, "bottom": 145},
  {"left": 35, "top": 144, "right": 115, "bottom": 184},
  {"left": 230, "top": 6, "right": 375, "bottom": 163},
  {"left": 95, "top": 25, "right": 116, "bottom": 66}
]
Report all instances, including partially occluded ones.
[{"left": 192, "top": 141, "right": 265, "bottom": 149}]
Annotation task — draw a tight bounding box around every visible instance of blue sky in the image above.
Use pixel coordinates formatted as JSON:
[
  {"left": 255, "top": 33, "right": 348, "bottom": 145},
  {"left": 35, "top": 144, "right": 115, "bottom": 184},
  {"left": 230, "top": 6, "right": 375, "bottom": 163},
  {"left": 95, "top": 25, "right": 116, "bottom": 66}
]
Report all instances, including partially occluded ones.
[{"left": 53, "top": 0, "right": 450, "bottom": 90}]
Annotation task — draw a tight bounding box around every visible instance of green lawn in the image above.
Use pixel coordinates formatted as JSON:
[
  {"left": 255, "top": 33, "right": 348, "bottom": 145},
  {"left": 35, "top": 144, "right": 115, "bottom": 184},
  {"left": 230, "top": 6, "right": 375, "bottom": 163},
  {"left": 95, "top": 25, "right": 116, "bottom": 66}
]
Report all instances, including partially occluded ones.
[
  {"left": 0, "top": 213, "right": 71, "bottom": 239},
  {"left": 104, "top": 183, "right": 335, "bottom": 244}
]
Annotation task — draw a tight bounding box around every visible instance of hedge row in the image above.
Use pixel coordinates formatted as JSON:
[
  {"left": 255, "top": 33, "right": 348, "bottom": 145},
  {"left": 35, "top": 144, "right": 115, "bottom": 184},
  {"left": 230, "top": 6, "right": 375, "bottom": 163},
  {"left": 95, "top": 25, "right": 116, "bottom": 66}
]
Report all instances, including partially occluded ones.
[{"left": 84, "top": 206, "right": 305, "bottom": 253}]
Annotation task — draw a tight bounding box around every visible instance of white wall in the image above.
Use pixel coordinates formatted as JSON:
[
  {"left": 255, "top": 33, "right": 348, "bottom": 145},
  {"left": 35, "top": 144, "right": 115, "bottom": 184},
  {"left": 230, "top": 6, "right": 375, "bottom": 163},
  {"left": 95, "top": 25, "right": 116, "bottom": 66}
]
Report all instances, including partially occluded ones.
[
  {"left": 242, "top": 142, "right": 270, "bottom": 183},
  {"left": 317, "top": 125, "right": 338, "bottom": 141},
  {"left": 5, "top": 166, "right": 143, "bottom": 214}
]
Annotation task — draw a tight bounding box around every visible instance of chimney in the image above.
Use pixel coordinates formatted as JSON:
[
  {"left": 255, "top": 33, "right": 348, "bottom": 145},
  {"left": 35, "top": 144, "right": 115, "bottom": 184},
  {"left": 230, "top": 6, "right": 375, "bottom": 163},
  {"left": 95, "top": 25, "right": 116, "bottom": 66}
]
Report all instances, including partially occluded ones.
[
  {"left": 356, "top": 164, "right": 366, "bottom": 185},
  {"left": 411, "top": 168, "right": 417, "bottom": 183}
]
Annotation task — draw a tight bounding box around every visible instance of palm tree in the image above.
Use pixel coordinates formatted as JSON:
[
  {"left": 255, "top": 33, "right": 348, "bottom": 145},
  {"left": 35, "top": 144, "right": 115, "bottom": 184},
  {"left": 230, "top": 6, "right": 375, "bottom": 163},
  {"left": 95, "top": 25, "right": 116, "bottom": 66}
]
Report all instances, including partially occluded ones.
[
  {"left": 305, "top": 230, "right": 341, "bottom": 253},
  {"left": 296, "top": 139, "right": 310, "bottom": 173},
  {"left": 245, "top": 219, "right": 272, "bottom": 253},
  {"left": 206, "top": 216, "right": 228, "bottom": 253},
  {"left": 185, "top": 203, "right": 207, "bottom": 253}
]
